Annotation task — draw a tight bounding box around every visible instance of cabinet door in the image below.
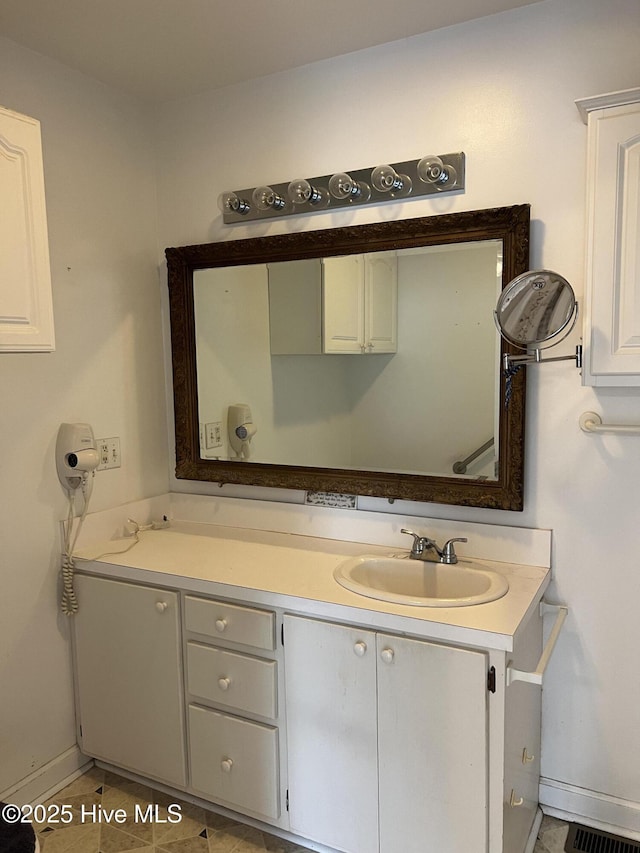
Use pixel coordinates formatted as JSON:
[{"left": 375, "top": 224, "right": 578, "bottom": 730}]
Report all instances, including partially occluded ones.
[
  {"left": 364, "top": 252, "right": 397, "bottom": 353},
  {"left": 323, "top": 255, "right": 365, "bottom": 352},
  {"left": 284, "top": 615, "right": 379, "bottom": 853},
  {"left": 73, "top": 575, "right": 187, "bottom": 787},
  {"left": 0, "top": 106, "right": 55, "bottom": 352},
  {"left": 581, "top": 96, "right": 640, "bottom": 385},
  {"left": 377, "top": 634, "right": 488, "bottom": 853}
]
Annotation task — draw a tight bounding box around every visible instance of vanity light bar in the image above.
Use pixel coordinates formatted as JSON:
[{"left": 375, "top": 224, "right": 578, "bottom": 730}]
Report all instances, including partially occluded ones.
[{"left": 218, "top": 152, "right": 465, "bottom": 224}]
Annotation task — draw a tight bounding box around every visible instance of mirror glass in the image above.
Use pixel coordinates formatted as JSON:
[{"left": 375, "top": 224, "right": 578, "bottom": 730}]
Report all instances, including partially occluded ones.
[
  {"left": 495, "top": 269, "right": 577, "bottom": 349},
  {"left": 194, "top": 240, "right": 502, "bottom": 479},
  {"left": 166, "top": 205, "right": 529, "bottom": 510}
]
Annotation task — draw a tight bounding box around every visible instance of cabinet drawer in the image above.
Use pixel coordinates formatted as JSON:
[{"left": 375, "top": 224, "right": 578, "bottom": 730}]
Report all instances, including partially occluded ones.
[
  {"left": 187, "top": 642, "right": 277, "bottom": 719},
  {"left": 184, "top": 596, "right": 275, "bottom": 650},
  {"left": 188, "top": 705, "right": 279, "bottom": 819}
]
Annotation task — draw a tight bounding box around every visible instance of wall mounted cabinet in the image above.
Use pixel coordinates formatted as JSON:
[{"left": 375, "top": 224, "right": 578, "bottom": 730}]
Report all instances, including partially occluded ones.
[
  {"left": 268, "top": 252, "right": 397, "bottom": 355},
  {"left": 578, "top": 88, "right": 640, "bottom": 386},
  {"left": 0, "top": 106, "right": 55, "bottom": 352}
]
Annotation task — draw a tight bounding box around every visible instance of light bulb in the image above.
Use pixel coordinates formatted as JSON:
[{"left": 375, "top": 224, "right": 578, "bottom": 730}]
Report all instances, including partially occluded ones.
[
  {"left": 371, "top": 165, "right": 412, "bottom": 195},
  {"left": 328, "top": 172, "right": 370, "bottom": 202},
  {"left": 252, "top": 185, "right": 286, "bottom": 211},
  {"left": 287, "top": 178, "right": 326, "bottom": 206},
  {"left": 417, "top": 156, "right": 457, "bottom": 189},
  {"left": 217, "top": 191, "right": 250, "bottom": 215}
]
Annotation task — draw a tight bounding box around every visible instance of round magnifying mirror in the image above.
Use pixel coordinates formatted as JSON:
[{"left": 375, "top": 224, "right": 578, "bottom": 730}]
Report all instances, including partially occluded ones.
[{"left": 495, "top": 269, "right": 578, "bottom": 351}]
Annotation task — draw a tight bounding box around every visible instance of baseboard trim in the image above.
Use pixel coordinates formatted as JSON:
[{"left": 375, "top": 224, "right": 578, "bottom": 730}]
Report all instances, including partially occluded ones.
[
  {"left": 540, "top": 777, "right": 640, "bottom": 842},
  {"left": 524, "top": 808, "right": 543, "bottom": 853},
  {"left": 0, "top": 746, "right": 93, "bottom": 806}
]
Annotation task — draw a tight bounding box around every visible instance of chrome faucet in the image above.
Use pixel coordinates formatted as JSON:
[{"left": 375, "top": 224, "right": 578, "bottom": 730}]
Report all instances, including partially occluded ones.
[{"left": 400, "top": 528, "right": 468, "bottom": 565}]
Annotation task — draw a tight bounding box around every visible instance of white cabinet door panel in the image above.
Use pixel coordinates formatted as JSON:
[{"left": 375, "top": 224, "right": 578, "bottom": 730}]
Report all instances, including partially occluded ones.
[
  {"left": 73, "top": 575, "right": 187, "bottom": 787},
  {"left": 365, "top": 252, "right": 398, "bottom": 353},
  {"left": 284, "top": 615, "right": 379, "bottom": 853},
  {"left": 0, "top": 106, "right": 55, "bottom": 351},
  {"left": 323, "top": 255, "right": 365, "bottom": 352},
  {"left": 581, "top": 94, "right": 640, "bottom": 384},
  {"left": 377, "top": 634, "right": 488, "bottom": 853}
]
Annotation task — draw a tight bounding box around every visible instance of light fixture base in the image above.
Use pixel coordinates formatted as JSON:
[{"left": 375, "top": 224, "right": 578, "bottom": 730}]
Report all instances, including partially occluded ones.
[{"left": 221, "top": 152, "right": 465, "bottom": 223}]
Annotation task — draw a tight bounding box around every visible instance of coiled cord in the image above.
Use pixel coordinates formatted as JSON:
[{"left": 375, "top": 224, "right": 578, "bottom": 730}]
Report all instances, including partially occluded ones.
[{"left": 60, "top": 474, "right": 92, "bottom": 616}]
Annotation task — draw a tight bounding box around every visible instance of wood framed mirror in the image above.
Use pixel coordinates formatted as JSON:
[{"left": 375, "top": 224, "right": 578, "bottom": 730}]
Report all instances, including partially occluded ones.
[{"left": 166, "top": 204, "right": 529, "bottom": 510}]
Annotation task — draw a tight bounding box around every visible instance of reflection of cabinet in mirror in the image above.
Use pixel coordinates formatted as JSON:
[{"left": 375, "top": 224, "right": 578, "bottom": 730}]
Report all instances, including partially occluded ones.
[{"left": 268, "top": 252, "right": 397, "bottom": 355}]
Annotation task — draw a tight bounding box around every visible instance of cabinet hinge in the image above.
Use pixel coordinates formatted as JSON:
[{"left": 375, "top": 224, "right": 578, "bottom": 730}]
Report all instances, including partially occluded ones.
[
  {"left": 281, "top": 623, "right": 284, "bottom": 646},
  {"left": 286, "top": 789, "right": 289, "bottom": 811},
  {"left": 487, "top": 666, "right": 496, "bottom": 693}
]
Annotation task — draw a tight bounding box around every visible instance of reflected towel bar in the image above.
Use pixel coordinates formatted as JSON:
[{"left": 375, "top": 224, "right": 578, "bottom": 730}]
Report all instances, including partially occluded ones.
[
  {"left": 507, "top": 603, "right": 568, "bottom": 687},
  {"left": 579, "top": 411, "right": 640, "bottom": 435}
]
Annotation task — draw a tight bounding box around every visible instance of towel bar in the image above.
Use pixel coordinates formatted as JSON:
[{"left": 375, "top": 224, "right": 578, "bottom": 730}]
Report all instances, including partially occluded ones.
[
  {"left": 580, "top": 411, "right": 640, "bottom": 435},
  {"left": 507, "top": 603, "right": 568, "bottom": 687}
]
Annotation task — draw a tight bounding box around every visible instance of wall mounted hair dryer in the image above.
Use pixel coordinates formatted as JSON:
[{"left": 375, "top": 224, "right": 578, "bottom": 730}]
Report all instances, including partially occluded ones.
[
  {"left": 228, "top": 404, "right": 257, "bottom": 461},
  {"left": 56, "top": 423, "right": 99, "bottom": 496}
]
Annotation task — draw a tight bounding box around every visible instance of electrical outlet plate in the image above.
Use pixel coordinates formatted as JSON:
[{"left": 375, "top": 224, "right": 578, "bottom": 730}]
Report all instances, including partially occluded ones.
[
  {"left": 205, "top": 421, "right": 223, "bottom": 449},
  {"left": 97, "top": 437, "right": 121, "bottom": 470}
]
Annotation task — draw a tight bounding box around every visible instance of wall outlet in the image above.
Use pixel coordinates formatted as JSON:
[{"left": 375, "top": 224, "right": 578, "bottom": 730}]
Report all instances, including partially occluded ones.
[
  {"left": 205, "top": 421, "right": 223, "bottom": 449},
  {"left": 97, "top": 437, "right": 121, "bottom": 470}
]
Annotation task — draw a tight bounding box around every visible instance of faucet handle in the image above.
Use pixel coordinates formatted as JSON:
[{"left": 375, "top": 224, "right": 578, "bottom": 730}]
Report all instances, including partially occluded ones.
[
  {"left": 400, "top": 528, "right": 424, "bottom": 555},
  {"left": 442, "top": 537, "right": 468, "bottom": 564}
]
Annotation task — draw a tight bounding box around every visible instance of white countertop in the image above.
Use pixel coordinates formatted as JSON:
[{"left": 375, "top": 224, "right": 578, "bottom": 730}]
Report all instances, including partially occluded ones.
[{"left": 76, "top": 520, "right": 550, "bottom": 652}]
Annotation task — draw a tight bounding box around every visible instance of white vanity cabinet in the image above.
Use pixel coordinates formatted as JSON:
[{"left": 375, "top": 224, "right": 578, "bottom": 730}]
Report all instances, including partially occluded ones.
[
  {"left": 183, "top": 595, "right": 283, "bottom": 823},
  {"left": 577, "top": 88, "right": 640, "bottom": 386},
  {"left": 284, "top": 615, "right": 489, "bottom": 853},
  {"left": 72, "top": 574, "right": 187, "bottom": 787},
  {"left": 323, "top": 252, "right": 397, "bottom": 353},
  {"left": 71, "top": 530, "right": 550, "bottom": 853}
]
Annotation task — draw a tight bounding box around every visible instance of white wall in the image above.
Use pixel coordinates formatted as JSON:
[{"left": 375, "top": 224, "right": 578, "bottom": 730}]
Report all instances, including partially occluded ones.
[
  {"left": 155, "top": 0, "right": 640, "bottom": 829},
  {"left": 0, "top": 39, "right": 168, "bottom": 793}
]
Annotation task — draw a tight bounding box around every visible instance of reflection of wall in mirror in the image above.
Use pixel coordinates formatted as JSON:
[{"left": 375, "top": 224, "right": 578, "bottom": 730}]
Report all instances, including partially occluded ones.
[
  {"left": 194, "top": 242, "right": 500, "bottom": 477},
  {"left": 349, "top": 242, "right": 501, "bottom": 478}
]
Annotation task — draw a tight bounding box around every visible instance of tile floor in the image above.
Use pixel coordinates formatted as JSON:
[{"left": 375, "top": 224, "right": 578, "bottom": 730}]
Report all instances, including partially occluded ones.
[
  {"left": 35, "top": 765, "right": 570, "bottom": 852},
  {"left": 534, "top": 814, "right": 571, "bottom": 853}
]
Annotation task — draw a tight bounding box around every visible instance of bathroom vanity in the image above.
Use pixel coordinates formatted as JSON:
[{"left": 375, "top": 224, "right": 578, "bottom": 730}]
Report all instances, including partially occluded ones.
[{"left": 71, "top": 521, "right": 552, "bottom": 853}]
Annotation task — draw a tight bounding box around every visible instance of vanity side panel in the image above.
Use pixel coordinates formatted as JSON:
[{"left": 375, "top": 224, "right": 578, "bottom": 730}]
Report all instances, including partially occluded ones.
[{"left": 503, "top": 608, "right": 543, "bottom": 852}]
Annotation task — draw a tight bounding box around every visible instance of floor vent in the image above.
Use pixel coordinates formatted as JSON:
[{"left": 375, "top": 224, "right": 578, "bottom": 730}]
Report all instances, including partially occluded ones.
[{"left": 566, "top": 823, "right": 640, "bottom": 853}]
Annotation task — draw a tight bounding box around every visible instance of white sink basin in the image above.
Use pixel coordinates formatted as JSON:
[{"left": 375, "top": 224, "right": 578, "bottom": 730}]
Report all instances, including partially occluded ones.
[{"left": 333, "top": 555, "right": 509, "bottom": 607}]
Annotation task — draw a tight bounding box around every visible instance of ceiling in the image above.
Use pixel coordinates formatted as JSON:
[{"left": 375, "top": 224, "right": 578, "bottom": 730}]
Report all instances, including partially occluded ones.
[{"left": 0, "top": 0, "right": 543, "bottom": 103}]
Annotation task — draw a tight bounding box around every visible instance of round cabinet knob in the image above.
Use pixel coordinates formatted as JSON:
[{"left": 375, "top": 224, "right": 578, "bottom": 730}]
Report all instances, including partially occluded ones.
[
  {"left": 380, "top": 648, "right": 395, "bottom": 664},
  {"left": 215, "top": 618, "right": 227, "bottom": 633},
  {"left": 218, "top": 677, "right": 231, "bottom": 691},
  {"left": 354, "top": 641, "right": 367, "bottom": 657},
  {"left": 220, "top": 758, "right": 233, "bottom": 773},
  {"left": 155, "top": 601, "right": 168, "bottom": 613}
]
